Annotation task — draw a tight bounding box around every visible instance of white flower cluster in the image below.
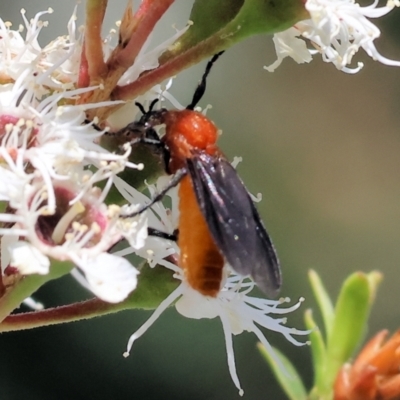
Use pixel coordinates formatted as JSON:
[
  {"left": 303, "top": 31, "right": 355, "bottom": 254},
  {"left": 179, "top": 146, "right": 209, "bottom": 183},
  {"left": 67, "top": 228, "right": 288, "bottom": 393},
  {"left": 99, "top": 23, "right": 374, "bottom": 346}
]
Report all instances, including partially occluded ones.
[
  {"left": 0, "top": 9, "right": 148, "bottom": 303},
  {"left": 267, "top": 0, "right": 400, "bottom": 73}
]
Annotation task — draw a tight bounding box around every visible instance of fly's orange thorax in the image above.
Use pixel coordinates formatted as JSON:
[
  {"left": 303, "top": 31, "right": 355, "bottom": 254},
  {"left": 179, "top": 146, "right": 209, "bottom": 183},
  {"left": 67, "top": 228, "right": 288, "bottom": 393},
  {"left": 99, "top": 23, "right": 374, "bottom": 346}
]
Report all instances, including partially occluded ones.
[
  {"left": 178, "top": 176, "right": 224, "bottom": 297},
  {"left": 162, "top": 110, "right": 219, "bottom": 173}
]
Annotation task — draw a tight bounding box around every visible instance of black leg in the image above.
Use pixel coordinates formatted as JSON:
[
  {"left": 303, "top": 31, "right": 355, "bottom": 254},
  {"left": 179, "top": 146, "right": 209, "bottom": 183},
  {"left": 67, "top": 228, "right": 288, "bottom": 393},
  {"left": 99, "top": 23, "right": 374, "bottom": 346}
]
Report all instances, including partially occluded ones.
[
  {"left": 148, "top": 228, "right": 179, "bottom": 242},
  {"left": 122, "top": 167, "right": 187, "bottom": 218}
]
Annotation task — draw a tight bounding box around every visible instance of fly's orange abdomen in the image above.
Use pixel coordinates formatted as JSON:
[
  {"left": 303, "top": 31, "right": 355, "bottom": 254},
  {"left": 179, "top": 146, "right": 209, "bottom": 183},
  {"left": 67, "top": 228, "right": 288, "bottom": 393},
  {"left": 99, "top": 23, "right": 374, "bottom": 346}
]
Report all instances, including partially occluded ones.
[{"left": 178, "top": 175, "right": 224, "bottom": 297}]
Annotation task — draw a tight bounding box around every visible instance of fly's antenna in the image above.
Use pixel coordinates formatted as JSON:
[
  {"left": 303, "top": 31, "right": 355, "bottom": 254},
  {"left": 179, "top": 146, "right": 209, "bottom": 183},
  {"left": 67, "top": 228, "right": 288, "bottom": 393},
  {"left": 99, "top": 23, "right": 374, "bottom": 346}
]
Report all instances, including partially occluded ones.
[
  {"left": 135, "top": 98, "right": 159, "bottom": 116},
  {"left": 149, "top": 98, "right": 159, "bottom": 112},
  {"left": 135, "top": 102, "right": 146, "bottom": 115},
  {"left": 186, "top": 51, "right": 224, "bottom": 111}
]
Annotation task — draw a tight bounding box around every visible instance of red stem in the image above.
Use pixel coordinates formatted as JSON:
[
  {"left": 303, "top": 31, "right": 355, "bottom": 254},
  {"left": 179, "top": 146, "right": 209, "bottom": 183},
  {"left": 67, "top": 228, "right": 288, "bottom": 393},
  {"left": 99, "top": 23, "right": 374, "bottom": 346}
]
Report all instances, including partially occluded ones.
[
  {"left": 83, "top": 0, "right": 108, "bottom": 82},
  {"left": 0, "top": 298, "right": 122, "bottom": 332},
  {"left": 89, "top": 37, "right": 223, "bottom": 119},
  {"left": 77, "top": 39, "right": 90, "bottom": 88},
  {"left": 114, "top": 36, "right": 222, "bottom": 101},
  {"left": 109, "top": 0, "right": 175, "bottom": 71},
  {"left": 83, "top": 0, "right": 175, "bottom": 121}
]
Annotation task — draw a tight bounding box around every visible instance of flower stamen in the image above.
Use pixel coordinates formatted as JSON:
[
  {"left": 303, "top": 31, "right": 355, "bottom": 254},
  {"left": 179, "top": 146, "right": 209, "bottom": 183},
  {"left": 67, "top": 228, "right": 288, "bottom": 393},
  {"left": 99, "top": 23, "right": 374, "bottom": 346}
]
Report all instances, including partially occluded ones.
[{"left": 51, "top": 200, "right": 85, "bottom": 244}]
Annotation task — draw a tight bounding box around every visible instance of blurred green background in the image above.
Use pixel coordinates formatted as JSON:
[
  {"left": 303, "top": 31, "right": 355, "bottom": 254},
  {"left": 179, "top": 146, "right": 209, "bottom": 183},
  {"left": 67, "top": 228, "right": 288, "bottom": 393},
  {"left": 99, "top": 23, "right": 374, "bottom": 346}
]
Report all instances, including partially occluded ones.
[{"left": 1, "top": 1, "right": 400, "bottom": 399}]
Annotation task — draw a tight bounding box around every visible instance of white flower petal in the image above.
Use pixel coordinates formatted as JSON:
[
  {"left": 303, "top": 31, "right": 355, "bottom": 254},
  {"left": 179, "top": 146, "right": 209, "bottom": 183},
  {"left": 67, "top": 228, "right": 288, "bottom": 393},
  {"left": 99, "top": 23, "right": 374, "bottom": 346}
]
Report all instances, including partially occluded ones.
[
  {"left": 175, "top": 286, "right": 219, "bottom": 319},
  {"left": 265, "top": 27, "right": 313, "bottom": 72},
  {"left": 118, "top": 213, "right": 148, "bottom": 250},
  {"left": 75, "top": 253, "right": 139, "bottom": 303},
  {"left": 1, "top": 233, "right": 18, "bottom": 272},
  {"left": 9, "top": 241, "right": 50, "bottom": 275},
  {"left": 22, "top": 296, "right": 44, "bottom": 310}
]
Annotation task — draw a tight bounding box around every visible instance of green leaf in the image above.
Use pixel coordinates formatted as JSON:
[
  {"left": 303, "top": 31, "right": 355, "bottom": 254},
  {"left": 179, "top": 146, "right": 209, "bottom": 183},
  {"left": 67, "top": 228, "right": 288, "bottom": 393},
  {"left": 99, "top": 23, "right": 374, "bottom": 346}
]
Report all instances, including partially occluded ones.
[
  {"left": 258, "top": 344, "right": 307, "bottom": 400},
  {"left": 227, "top": 0, "right": 308, "bottom": 37},
  {"left": 324, "top": 272, "right": 382, "bottom": 393},
  {"left": 123, "top": 262, "right": 180, "bottom": 310},
  {"left": 366, "top": 271, "right": 383, "bottom": 305},
  {"left": 304, "top": 309, "right": 327, "bottom": 393},
  {"left": 308, "top": 269, "right": 335, "bottom": 338},
  {"left": 0, "top": 200, "right": 7, "bottom": 213},
  {"left": 159, "top": 0, "right": 308, "bottom": 66},
  {"left": 0, "top": 260, "right": 74, "bottom": 323},
  {"left": 172, "top": 0, "right": 243, "bottom": 54}
]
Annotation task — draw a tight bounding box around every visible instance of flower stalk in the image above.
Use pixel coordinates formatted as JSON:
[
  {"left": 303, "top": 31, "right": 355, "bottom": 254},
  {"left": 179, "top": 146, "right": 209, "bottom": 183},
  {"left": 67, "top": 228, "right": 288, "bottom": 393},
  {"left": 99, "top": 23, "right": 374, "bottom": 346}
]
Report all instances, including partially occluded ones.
[
  {"left": 0, "top": 296, "right": 118, "bottom": 332},
  {"left": 82, "top": 0, "right": 108, "bottom": 83},
  {"left": 81, "top": 0, "right": 175, "bottom": 121}
]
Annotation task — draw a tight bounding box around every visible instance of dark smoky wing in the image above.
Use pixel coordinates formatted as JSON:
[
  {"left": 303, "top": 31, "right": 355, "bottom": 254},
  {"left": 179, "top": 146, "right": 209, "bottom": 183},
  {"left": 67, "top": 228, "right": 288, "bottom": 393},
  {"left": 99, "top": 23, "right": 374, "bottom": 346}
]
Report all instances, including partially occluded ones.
[{"left": 186, "top": 153, "right": 282, "bottom": 297}]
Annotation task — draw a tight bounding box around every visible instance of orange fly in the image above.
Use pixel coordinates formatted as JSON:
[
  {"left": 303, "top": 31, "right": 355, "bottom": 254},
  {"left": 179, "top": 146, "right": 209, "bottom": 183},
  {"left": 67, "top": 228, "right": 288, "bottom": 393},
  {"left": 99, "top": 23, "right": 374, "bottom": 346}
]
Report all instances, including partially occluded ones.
[{"left": 127, "top": 53, "right": 281, "bottom": 297}]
